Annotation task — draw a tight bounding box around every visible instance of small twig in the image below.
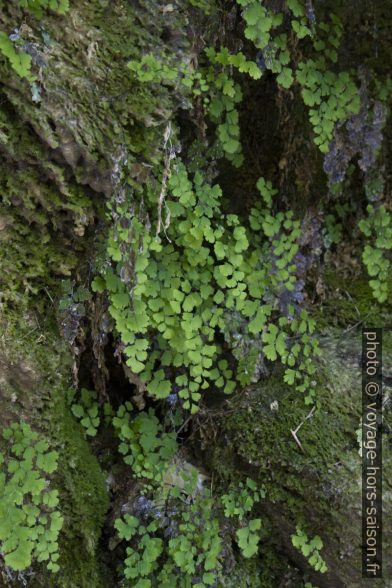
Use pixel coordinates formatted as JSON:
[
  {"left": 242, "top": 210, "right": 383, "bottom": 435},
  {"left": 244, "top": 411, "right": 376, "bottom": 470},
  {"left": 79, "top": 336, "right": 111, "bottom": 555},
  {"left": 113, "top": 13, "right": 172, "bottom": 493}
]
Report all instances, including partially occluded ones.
[
  {"left": 291, "top": 429, "right": 304, "bottom": 453},
  {"left": 176, "top": 415, "right": 192, "bottom": 436},
  {"left": 343, "top": 312, "right": 371, "bottom": 334},
  {"left": 44, "top": 287, "right": 54, "bottom": 304},
  {"left": 343, "top": 289, "right": 360, "bottom": 317},
  {"left": 290, "top": 406, "right": 316, "bottom": 453}
]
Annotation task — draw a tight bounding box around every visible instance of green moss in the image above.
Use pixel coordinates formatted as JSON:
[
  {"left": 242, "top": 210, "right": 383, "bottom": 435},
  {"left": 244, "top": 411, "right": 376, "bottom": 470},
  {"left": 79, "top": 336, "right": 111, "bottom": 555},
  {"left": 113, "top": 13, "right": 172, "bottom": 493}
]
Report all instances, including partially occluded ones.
[
  {"left": 0, "top": 313, "right": 109, "bottom": 586},
  {"left": 1, "top": 0, "right": 391, "bottom": 585},
  {"left": 218, "top": 547, "right": 287, "bottom": 587},
  {"left": 42, "top": 395, "right": 109, "bottom": 587},
  {"left": 207, "top": 329, "right": 392, "bottom": 586},
  {"left": 211, "top": 367, "right": 357, "bottom": 509},
  {"left": 0, "top": 99, "right": 94, "bottom": 306},
  {"left": 0, "top": 0, "right": 193, "bottom": 310},
  {"left": 317, "top": 268, "right": 392, "bottom": 330}
]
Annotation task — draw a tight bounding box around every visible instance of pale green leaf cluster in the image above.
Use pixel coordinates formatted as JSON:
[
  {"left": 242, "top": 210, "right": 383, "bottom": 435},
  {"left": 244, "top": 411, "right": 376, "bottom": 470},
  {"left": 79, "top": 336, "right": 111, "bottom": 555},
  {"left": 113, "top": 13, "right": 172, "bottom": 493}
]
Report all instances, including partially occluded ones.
[
  {"left": 206, "top": 47, "right": 262, "bottom": 81},
  {"left": 0, "top": 32, "right": 34, "bottom": 81},
  {"left": 235, "top": 0, "right": 361, "bottom": 153},
  {"left": 236, "top": 0, "right": 283, "bottom": 50},
  {"left": 96, "top": 169, "right": 320, "bottom": 408},
  {"left": 115, "top": 491, "right": 222, "bottom": 588},
  {"left": 71, "top": 388, "right": 100, "bottom": 437},
  {"left": 0, "top": 0, "right": 69, "bottom": 81},
  {"left": 167, "top": 496, "right": 222, "bottom": 583},
  {"left": 128, "top": 54, "right": 180, "bottom": 85},
  {"left": 291, "top": 526, "right": 328, "bottom": 573},
  {"left": 0, "top": 422, "right": 63, "bottom": 573},
  {"left": 260, "top": 33, "right": 294, "bottom": 88},
  {"left": 113, "top": 404, "right": 177, "bottom": 485},
  {"left": 236, "top": 518, "right": 262, "bottom": 558},
  {"left": 128, "top": 49, "right": 245, "bottom": 166},
  {"left": 208, "top": 74, "right": 243, "bottom": 166},
  {"left": 359, "top": 204, "right": 392, "bottom": 303},
  {"left": 296, "top": 60, "right": 360, "bottom": 152},
  {"left": 312, "top": 15, "right": 343, "bottom": 63},
  {"left": 221, "top": 477, "right": 265, "bottom": 520},
  {"left": 236, "top": 0, "right": 292, "bottom": 88},
  {"left": 18, "top": 0, "right": 69, "bottom": 17},
  {"left": 280, "top": 309, "right": 320, "bottom": 405},
  {"left": 94, "top": 169, "right": 320, "bottom": 409},
  {"left": 115, "top": 515, "right": 163, "bottom": 585},
  {"left": 323, "top": 213, "right": 343, "bottom": 248}
]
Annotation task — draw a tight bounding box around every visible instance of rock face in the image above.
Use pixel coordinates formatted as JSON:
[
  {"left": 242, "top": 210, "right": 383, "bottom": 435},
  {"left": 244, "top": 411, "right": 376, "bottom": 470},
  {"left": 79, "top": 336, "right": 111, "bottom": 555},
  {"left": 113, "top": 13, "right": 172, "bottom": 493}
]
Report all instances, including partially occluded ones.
[
  {"left": 0, "top": 316, "right": 109, "bottom": 587},
  {"left": 208, "top": 329, "right": 392, "bottom": 587},
  {"left": 0, "top": 1, "right": 391, "bottom": 587},
  {"left": 0, "top": 0, "right": 179, "bottom": 307}
]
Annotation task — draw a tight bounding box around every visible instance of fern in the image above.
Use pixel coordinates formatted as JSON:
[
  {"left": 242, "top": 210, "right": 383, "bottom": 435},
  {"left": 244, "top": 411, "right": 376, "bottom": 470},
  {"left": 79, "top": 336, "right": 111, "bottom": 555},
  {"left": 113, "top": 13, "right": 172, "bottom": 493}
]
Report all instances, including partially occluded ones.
[{"left": 0, "top": 32, "right": 34, "bottom": 81}]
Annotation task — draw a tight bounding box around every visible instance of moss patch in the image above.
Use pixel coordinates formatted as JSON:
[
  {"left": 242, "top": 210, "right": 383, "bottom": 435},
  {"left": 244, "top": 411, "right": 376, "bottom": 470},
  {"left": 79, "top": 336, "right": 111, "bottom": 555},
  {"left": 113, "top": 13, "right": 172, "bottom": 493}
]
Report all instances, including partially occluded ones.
[
  {"left": 0, "top": 313, "right": 109, "bottom": 587},
  {"left": 317, "top": 268, "right": 392, "bottom": 330},
  {"left": 207, "top": 334, "right": 392, "bottom": 586}
]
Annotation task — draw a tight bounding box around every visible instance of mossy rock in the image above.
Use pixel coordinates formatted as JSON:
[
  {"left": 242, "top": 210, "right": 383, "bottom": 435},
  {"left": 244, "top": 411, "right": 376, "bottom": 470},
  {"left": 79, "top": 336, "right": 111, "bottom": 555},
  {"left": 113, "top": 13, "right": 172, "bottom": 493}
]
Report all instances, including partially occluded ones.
[
  {"left": 0, "top": 313, "right": 109, "bottom": 587},
  {"left": 0, "top": 0, "right": 188, "bottom": 307},
  {"left": 207, "top": 328, "right": 392, "bottom": 587}
]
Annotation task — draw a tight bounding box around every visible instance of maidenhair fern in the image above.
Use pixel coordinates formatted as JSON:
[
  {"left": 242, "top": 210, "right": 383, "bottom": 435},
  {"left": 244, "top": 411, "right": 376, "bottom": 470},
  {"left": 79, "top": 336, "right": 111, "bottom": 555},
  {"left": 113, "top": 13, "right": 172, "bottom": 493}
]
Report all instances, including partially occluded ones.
[
  {"left": 0, "top": 32, "right": 34, "bottom": 81},
  {"left": 236, "top": 518, "right": 262, "bottom": 559},
  {"left": 71, "top": 388, "right": 100, "bottom": 437},
  {"left": 234, "top": 0, "right": 361, "bottom": 152},
  {"left": 113, "top": 404, "right": 177, "bottom": 485},
  {"left": 359, "top": 204, "right": 392, "bottom": 303},
  {"left": 296, "top": 60, "right": 359, "bottom": 152},
  {"left": 18, "top": 0, "right": 70, "bottom": 17},
  {"left": 221, "top": 478, "right": 265, "bottom": 520},
  {"left": 291, "top": 526, "right": 328, "bottom": 574},
  {"left": 0, "top": 0, "right": 70, "bottom": 81},
  {"left": 115, "top": 489, "right": 223, "bottom": 587},
  {"left": 0, "top": 422, "right": 63, "bottom": 573},
  {"left": 93, "top": 165, "right": 320, "bottom": 410}
]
